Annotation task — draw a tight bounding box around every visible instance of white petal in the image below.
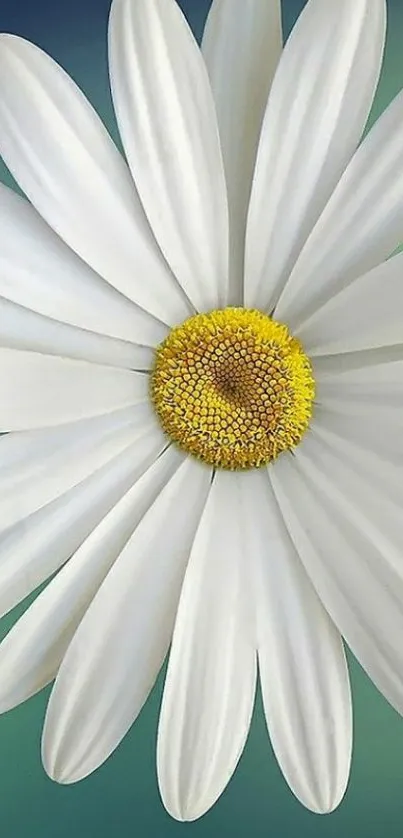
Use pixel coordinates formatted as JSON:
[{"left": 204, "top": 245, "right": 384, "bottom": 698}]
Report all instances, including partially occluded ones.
[
  {"left": 0, "top": 348, "right": 149, "bottom": 431},
  {"left": 271, "top": 434, "right": 403, "bottom": 716},
  {"left": 314, "top": 357, "right": 403, "bottom": 416},
  {"left": 0, "top": 425, "right": 164, "bottom": 619},
  {"left": 0, "top": 444, "right": 183, "bottom": 712},
  {"left": 296, "top": 252, "right": 403, "bottom": 356},
  {"left": 108, "top": 0, "right": 228, "bottom": 310},
  {"left": 0, "top": 297, "right": 155, "bottom": 369},
  {"left": 242, "top": 469, "right": 351, "bottom": 813},
  {"left": 311, "top": 403, "right": 403, "bottom": 467},
  {"left": 202, "top": 0, "right": 282, "bottom": 303},
  {"left": 0, "top": 183, "right": 167, "bottom": 345},
  {"left": 0, "top": 404, "right": 155, "bottom": 530},
  {"left": 42, "top": 457, "right": 211, "bottom": 783},
  {"left": 158, "top": 471, "right": 256, "bottom": 822},
  {"left": 276, "top": 88, "right": 403, "bottom": 328},
  {"left": 244, "top": 0, "right": 386, "bottom": 311},
  {"left": 0, "top": 35, "right": 190, "bottom": 325}
]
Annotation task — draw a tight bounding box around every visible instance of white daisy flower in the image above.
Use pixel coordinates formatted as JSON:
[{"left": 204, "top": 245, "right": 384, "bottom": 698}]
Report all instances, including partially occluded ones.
[{"left": 0, "top": 0, "right": 401, "bottom": 822}]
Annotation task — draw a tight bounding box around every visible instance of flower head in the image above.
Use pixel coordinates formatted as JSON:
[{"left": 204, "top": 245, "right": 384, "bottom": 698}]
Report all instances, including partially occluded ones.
[{"left": 1, "top": 0, "right": 402, "bottom": 824}]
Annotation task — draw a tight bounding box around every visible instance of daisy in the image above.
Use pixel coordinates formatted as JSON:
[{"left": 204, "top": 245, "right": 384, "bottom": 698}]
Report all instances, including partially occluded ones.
[{"left": 0, "top": 0, "right": 401, "bottom": 822}]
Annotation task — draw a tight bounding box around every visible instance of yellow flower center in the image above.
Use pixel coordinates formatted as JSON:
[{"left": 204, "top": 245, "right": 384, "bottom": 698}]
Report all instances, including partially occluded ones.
[{"left": 150, "top": 307, "right": 315, "bottom": 470}]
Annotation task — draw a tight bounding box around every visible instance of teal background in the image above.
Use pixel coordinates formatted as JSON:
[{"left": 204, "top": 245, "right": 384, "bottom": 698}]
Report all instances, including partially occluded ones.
[{"left": 0, "top": 0, "right": 403, "bottom": 834}]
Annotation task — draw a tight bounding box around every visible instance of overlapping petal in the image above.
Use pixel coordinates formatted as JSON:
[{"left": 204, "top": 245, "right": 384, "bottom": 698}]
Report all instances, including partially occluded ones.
[
  {"left": 0, "top": 297, "right": 155, "bottom": 370},
  {"left": 0, "top": 349, "right": 148, "bottom": 431},
  {"left": 0, "top": 183, "right": 167, "bottom": 345},
  {"left": 158, "top": 471, "right": 256, "bottom": 821},
  {"left": 0, "top": 425, "right": 164, "bottom": 619},
  {"left": 276, "top": 87, "right": 403, "bottom": 327},
  {"left": 241, "top": 469, "right": 352, "bottom": 813},
  {"left": 0, "top": 34, "right": 190, "bottom": 325},
  {"left": 272, "top": 429, "right": 403, "bottom": 716},
  {"left": 42, "top": 458, "right": 211, "bottom": 783},
  {"left": 0, "top": 404, "right": 155, "bottom": 530},
  {"left": 202, "top": 0, "right": 282, "bottom": 302},
  {"left": 295, "top": 252, "right": 403, "bottom": 356},
  {"left": 109, "top": 0, "right": 229, "bottom": 311},
  {"left": 0, "top": 445, "right": 183, "bottom": 713},
  {"left": 245, "top": 0, "right": 386, "bottom": 311}
]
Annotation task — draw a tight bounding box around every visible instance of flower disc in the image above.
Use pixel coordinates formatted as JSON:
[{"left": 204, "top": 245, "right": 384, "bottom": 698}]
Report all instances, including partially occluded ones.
[{"left": 150, "top": 308, "right": 315, "bottom": 469}]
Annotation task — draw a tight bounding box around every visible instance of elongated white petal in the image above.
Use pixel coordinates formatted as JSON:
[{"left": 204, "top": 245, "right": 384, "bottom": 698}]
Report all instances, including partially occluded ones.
[
  {"left": 0, "top": 297, "right": 154, "bottom": 370},
  {"left": 244, "top": 0, "right": 386, "bottom": 311},
  {"left": 276, "top": 88, "right": 403, "bottom": 328},
  {"left": 0, "top": 426, "right": 164, "bottom": 619},
  {"left": 0, "top": 34, "right": 190, "bottom": 325},
  {"left": 0, "top": 445, "right": 183, "bottom": 712},
  {"left": 0, "top": 183, "right": 167, "bottom": 346},
  {"left": 0, "top": 404, "right": 155, "bottom": 530},
  {"left": 296, "top": 252, "right": 403, "bottom": 356},
  {"left": 42, "top": 457, "right": 211, "bottom": 783},
  {"left": 108, "top": 0, "right": 228, "bottom": 310},
  {"left": 158, "top": 471, "right": 256, "bottom": 822},
  {"left": 271, "top": 433, "right": 403, "bottom": 716},
  {"left": 312, "top": 403, "right": 403, "bottom": 468},
  {"left": 202, "top": 0, "right": 282, "bottom": 303},
  {"left": 0, "top": 407, "right": 148, "bottom": 475},
  {"left": 241, "top": 469, "right": 351, "bottom": 813},
  {"left": 0, "top": 349, "right": 148, "bottom": 431},
  {"left": 314, "top": 357, "right": 403, "bottom": 415}
]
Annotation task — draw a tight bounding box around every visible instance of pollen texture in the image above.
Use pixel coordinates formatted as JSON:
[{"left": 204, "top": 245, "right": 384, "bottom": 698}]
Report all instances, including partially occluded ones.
[{"left": 150, "top": 307, "right": 315, "bottom": 470}]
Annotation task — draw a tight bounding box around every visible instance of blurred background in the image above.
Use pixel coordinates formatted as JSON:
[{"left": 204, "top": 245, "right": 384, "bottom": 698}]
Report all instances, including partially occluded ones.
[{"left": 0, "top": 0, "right": 403, "bottom": 835}]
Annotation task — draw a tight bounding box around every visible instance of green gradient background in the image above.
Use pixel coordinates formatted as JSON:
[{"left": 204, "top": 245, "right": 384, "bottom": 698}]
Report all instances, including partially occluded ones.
[{"left": 0, "top": 0, "right": 403, "bottom": 835}]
